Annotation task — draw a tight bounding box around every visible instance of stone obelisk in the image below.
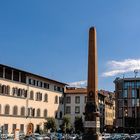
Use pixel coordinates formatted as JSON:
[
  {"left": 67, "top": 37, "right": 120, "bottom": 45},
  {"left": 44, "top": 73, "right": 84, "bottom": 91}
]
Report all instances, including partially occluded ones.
[{"left": 83, "top": 27, "right": 100, "bottom": 140}]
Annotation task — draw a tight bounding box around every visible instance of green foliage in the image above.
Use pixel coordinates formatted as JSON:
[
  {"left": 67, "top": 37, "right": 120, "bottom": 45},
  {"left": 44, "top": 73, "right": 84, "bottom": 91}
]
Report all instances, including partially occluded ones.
[
  {"left": 74, "top": 116, "right": 84, "bottom": 134},
  {"left": 44, "top": 117, "right": 56, "bottom": 132},
  {"left": 61, "top": 115, "right": 72, "bottom": 133}
]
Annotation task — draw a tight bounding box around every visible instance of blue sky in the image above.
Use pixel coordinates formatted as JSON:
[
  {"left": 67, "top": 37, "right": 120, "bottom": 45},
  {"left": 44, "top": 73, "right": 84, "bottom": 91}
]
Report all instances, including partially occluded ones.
[{"left": 1, "top": 0, "right": 140, "bottom": 91}]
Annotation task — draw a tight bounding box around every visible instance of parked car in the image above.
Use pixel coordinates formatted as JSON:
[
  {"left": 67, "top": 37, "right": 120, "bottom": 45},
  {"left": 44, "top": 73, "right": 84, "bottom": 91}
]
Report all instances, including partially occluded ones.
[
  {"left": 102, "top": 133, "right": 111, "bottom": 140},
  {"left": 32, "top": 133, "right": 44, "bottom": 140},
  {"left": 41, "top": 134, "right": 50, "bottom": 140},
  {"left": 68, "top": 134, "right": 78, "bottom": 140}
]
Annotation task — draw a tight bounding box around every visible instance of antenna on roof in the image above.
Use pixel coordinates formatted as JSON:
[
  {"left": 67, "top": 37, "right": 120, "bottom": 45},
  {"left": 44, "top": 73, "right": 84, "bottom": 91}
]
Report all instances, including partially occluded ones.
[
  {"left": 123, "top": 74, "right": 125, "bottom": 79},
  {"left": 134, "top": 69, "right": 139, "bottom": 78}
]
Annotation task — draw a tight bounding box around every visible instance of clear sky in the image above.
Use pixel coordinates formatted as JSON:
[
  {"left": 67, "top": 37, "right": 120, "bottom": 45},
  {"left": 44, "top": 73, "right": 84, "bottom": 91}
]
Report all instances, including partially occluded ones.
[{"left": 1, "top": 0, "right": 140, "bottom": 91}]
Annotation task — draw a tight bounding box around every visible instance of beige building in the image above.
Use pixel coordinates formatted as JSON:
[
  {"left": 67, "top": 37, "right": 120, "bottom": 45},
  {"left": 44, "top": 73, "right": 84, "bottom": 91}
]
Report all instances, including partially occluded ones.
[
  {"left": 64, "top": 87, "right": 115, "bottom": 132},
  {"left": 0, "top": 64, "right": 66, "bottom": 134},
  {"left": 104, "top": 92, "right": 115, "bottom": 132}
]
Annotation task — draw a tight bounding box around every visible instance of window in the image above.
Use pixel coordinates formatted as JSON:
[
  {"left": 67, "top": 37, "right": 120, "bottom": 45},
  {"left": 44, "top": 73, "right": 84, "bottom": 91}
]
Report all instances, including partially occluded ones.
[
  {"left": 136, "top": 82, "right": 140, "bottom": 88},
  {"left": 36, "top": 92, "right": 42, "bottom": 101},
  {"left": 75, "top": 106, "right": 80, "bottom": 114},
  {"left": 4, "top": 124, "right": 8, "bottom": 133},
  {"left": 44, "top": 109, "right": 47, "bottom": 118},
  {"left": 137, "top": 89, "right": 140, "bottom": 98},
  {"left": 21, "top": 73, "right": 26, "bottom": 83},
  {"left": 29, "top": 79, "right": 35, "bottom": 85},
  {"left": 124, "top": 99, "right": 128, "bottom": 107},
  {"left": 40, "top": 82, "right": 42, "bottom": 87},
  {"left": 132, "top": 89, "right": 135, "bottom": 98},
  {"left": 44, "top": 94, "right": 48, "bottom": 102},
  {"left": 75, "top": 96, "right": 80, "bottom": 104},
  {"left": 44, "top": 83, "right": 49, "bottom": 89},
  {"left": 66, "top": 96, "right": 71, "bottom": 104},
  {"left": 12, "top": 87, "right": 17, "bottom": 96},
  {"left": 5, "top": 68, "right": 12, "bottom": 80},
  {"left": 20, "top": 124, "right": 24, "bottom": 132},
  {"left": 13, "top": 71, "right": 19, "bottom": 81},
  {"left": 66, "top": 106, "right": 71, "bottom": 114},
  {"left": 5, "top": 105, "right": 10, "bottom": 115},
  {"left": 12, "top": 124, "right": 16, "bottom": 132},
  {"left": 36, "top": 81, "right": 39, "bottom": 86},
  {"left": 124, "top": 90, "right": 128, "bottom": 98},
  {"left": 30, "top": 91, "right": 34, "bottom": 100},
  {"left": 0, "top": 66, "right": 3, "bottom": 77},
  {"left": 21, "top": 107, "right": 25, "bottom": 116},
  {"left": 31, "top": 108, "right": 35, "bottom": 117},
  {"left": 13, "top": 106, "right": 18, "bottom": 115},
  {"left": 37, "top": 109, "right": 40, "bottom": 117},
  {"left": 6, "top": 85, "right": 10, "bottom": 95},
  {"left": 137, "top": 99, "right": 140, "bottom": 107},
  {"left": 55, "top": 96, "right": 58, "bottom": 104},
  {"left": 17, "top": 88, "right": 22, "bottom": 96},
  {"left": 54, "top": 86, "right": 63, "bottom": 92},
  {"left": 132, "top": 99, "right": 135, "bottom": 107},
  {"left": 24, "top": 90, "right": 27, "bottom": 98},
  {"left": 54, "top": 86, "right": 57, "bottom": 91},
  {"left": 2, "top": 85, "right": 6, "bottom": 94}
]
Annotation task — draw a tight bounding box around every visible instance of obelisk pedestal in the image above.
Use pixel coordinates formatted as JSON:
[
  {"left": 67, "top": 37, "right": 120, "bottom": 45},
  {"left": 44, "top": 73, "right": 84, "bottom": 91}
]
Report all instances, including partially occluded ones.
[{"left": 82, "top": 27, "right": 100, "bottom": 140}]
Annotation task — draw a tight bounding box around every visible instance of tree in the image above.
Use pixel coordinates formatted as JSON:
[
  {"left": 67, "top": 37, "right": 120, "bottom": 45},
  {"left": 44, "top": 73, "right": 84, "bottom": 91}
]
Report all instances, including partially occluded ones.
[
  {"left": 44, "top": 117, "right": 56, "bottom": 132},
  {"left": 74, "top": 116, "right": 84, "bottom": 134},
  {"left": 61, "top": 115, "right": 72, "bottom": 133}
]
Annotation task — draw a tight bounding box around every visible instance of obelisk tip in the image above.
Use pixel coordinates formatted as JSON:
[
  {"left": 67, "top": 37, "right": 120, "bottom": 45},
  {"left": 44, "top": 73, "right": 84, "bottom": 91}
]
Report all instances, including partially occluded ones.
[{"left": 89, "top": 26, "right": 96, "bottom": 32}]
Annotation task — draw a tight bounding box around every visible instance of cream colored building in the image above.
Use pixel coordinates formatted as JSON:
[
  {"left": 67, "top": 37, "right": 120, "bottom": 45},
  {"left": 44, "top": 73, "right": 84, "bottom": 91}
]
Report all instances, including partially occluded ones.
[
  {"left": 0, "top": 64, "right": 66, "bottom": 134},
  {"left": 104, "top": 93, "right": 115, "bottom": 131},
  {"left": 64, "top": 87, "right": 115, "bottom": 132}
]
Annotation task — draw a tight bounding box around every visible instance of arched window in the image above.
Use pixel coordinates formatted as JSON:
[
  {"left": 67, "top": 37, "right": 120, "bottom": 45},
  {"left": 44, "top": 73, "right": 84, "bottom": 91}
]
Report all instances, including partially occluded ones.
[
  {"left": 55, "top": 96, "right": 58, "bottom": 104},
  {"left": 13, "top": 106, "right": 18, "bottom": 115},
  {"left": 6, "top": 85, "right": 10, "bottom": 95},
  {"left": 44, "top": 94, "right": 48, "bottom": 102},
  {"left": 37, "top": 109, "right": 40, "bottom": 117},
  {"left": 21, "top": 107, "right": 25, "bottom": 116},
  {"left": 0, "top": 104, "right": 1, "bottom": 114},
  {"left": 12, "top": 87, "right": 18, "bottom": 96},
  {"left": 5, "top": 104, "right": 10, "bottom": 115},
  {"left": 17, "top": 89, "right": 22, "bottom": 96},
  {"left": 30, "top": 91, "right": 34, "bottom": 100},
  {"left": 44, "top": 109, "right": 47, "bottom": 118},
  {"left": 21, "top": 89, "right": 26, "bottom": 97},
  {"left": 2, "top": 85, "right": 6, "bottom": 94},
  {"left": 0, "top": 84, "right": 2, "bottom": 93}
]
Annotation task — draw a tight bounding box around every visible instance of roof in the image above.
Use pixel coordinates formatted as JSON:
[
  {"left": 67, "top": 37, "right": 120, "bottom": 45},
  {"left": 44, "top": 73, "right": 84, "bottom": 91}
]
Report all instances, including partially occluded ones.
[
  {"left": 65, "top": 87, "right": 113, "bottom": 97},
  {"left": 114, "top": 77, "right": 140, "bottom": 83},
  {"left": 0, "top": 64, "right": 67, "bottom": 86},
  {"left": 65, "top": 87, "right": 87, "bottom": 94}
]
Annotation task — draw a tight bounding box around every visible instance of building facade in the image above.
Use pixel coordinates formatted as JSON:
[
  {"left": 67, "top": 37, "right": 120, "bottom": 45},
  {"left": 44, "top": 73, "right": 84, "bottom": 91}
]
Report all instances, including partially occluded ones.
[
  {"left": 0, "top": 64, "right": 66, "bottom": 134},
  {"left": 64, "top": 87, "right": 115, "bottom": 132},
  {"left": 114, "top": 77, "right": 140, "bottom": 133}
]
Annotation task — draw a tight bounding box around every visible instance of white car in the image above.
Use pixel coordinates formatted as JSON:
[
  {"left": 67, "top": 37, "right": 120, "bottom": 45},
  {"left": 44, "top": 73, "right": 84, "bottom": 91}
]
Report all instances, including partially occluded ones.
[
  {"left": 68, "top": 134, "right": 78, "bottom": 140},
  {"left": 102, "top": 133, "right": 111, "bottom": 140}
]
